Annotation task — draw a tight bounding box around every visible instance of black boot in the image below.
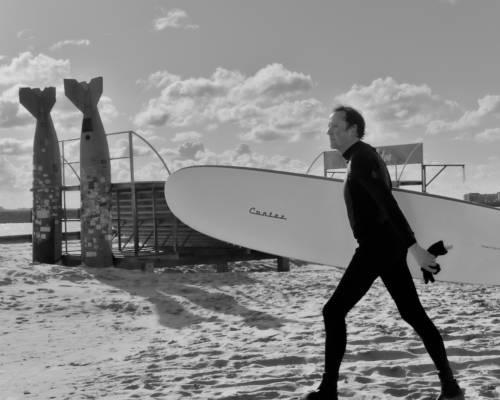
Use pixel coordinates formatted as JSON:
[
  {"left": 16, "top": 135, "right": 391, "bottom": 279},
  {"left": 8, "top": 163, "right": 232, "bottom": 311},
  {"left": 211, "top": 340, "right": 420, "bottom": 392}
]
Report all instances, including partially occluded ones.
[
  {"left": 303, "top": 373, "right": 338, "bottom": 400},
  {"left": 437, "top": 372, "right": 465, "bottom": 400}
]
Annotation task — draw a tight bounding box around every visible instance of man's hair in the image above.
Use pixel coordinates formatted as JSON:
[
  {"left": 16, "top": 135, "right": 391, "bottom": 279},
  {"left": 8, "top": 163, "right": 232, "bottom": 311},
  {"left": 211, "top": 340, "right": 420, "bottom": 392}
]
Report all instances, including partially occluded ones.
[{"left": 333, "top": 105, "right": 366, "bottom": 140}]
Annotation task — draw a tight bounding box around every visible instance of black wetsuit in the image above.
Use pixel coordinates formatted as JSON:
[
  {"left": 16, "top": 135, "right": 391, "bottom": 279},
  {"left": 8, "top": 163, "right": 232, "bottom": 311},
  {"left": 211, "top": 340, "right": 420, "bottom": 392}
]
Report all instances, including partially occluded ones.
[{"left": 322, "top": 140, "right": 453, "bottom": 384}]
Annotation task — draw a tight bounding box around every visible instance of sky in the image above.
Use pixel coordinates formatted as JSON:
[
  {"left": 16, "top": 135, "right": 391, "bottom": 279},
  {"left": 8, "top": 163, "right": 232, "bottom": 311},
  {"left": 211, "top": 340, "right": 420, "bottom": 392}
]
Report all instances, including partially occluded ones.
[{"left": 1, "top": 0, "right": 500, "bottom": 209}]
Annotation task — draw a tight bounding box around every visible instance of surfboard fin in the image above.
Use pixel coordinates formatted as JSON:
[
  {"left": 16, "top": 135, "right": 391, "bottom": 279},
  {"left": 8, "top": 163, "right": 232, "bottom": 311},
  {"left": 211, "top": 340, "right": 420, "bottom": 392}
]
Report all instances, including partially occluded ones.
[
  {"left": 19, "top": 87, "right": 56, "bottom": 119},
  {"left": 422, "top": 240, "right": 447, "bottom": 284}
]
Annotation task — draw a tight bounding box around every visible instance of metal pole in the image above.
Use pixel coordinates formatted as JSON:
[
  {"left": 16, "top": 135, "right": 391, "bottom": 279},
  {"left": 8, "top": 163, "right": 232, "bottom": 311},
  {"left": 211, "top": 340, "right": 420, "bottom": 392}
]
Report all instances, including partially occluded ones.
[
  {"left": 324, "top": 153, "right": 326, "bottom": 177},
  {"left": 129, "top": 131, "right": 139, "bottom": 256},
  {"left": 115, "top": 188, "right": 122, "bottom": 251},
  {"left": 173, "top": 216, "right": 178, "bottom": 253},
  {"left": 306, "top": 151, "right": 325, "bottom": 175},
  {"left": 423, "top": 166, "right": 427, "bottom": 193},
  {"left": 426, "top": 166, "right": 447, "bottom": 188},
  {"left": 131, "top": 131, "right": 171, "bottom": 175},
  {"left": 62, "top": 142, "right": 68, "bottom": 255},
  {"left": 152, "top": 185, "right": 158, "bottom": 253},
  {"left": 421, "top": 164, "right": 424, "bottom": 193}
]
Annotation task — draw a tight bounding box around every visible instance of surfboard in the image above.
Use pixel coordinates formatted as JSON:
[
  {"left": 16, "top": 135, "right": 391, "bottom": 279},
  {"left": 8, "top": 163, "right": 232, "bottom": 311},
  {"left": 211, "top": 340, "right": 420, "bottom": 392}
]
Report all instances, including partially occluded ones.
[{"left": 164, "top": 165, "right": 500, "bottom": 286}]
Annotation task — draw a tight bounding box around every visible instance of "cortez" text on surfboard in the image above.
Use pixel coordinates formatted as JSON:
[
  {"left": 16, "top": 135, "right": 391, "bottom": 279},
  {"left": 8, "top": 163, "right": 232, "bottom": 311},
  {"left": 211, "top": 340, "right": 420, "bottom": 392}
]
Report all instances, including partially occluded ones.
[{"left": 249, "top": 207, "right": 287, "bottom": 220}]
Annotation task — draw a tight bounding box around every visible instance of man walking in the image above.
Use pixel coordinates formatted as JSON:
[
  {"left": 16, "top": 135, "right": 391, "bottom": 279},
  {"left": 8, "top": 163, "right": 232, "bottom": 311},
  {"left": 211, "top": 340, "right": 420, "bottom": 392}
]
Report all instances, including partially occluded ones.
[{"left": 304, "top": 106, "right": 464, "bottom": 400}]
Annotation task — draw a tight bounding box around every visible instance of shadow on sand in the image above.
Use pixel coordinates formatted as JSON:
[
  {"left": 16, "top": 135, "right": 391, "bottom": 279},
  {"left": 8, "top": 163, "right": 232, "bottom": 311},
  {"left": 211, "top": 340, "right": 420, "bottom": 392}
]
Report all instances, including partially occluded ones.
[{"left": 87, "top": 263, "right": 305, "bottom": 331}]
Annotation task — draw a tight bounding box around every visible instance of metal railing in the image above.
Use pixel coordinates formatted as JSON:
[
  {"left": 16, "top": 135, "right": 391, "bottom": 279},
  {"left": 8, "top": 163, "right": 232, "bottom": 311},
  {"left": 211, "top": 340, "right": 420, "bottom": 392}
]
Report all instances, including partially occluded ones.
[
  {"left": 59, "top": 131, "right": 171, "bottom": 255},
  {"left": 306, "top": 148, "right": 465, "bottom": 193}
]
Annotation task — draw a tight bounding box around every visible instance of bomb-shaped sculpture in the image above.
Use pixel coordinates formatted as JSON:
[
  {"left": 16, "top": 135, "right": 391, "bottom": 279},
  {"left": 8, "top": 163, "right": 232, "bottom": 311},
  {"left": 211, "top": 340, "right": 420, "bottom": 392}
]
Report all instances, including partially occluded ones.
[
  {"left": 64, "top": 77, "right": 113, "bottom": 268},
  {"left": 19, "top": 87, "right": 62, "bottom": 264}
]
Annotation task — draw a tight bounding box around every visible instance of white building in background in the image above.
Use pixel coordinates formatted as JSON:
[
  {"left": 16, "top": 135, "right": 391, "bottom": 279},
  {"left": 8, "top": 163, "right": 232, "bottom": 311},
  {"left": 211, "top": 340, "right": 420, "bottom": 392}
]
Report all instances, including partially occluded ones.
[{"left": 464, "top": 192, "right": 500, "bottom": 205}]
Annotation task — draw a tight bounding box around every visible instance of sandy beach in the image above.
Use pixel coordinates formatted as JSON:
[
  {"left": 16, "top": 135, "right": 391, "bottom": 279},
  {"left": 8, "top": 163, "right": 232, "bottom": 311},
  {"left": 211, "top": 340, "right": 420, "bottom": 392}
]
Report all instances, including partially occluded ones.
[{"left": 1, "top": 242, "right": 499, "bottom": 400}]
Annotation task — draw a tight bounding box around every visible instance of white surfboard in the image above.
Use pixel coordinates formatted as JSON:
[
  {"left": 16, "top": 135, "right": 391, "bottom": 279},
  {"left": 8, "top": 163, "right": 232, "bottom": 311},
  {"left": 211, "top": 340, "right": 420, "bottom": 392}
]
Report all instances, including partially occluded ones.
[{"left": 165, "top": 166, "right": 500, "bottom": 286}]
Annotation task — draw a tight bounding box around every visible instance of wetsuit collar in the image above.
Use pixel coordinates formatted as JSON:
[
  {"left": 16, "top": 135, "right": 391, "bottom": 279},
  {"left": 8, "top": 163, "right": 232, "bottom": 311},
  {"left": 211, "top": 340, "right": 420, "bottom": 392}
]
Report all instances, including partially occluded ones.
[{"left": 341, "top": 140, "right": 363, "bottom": 161}]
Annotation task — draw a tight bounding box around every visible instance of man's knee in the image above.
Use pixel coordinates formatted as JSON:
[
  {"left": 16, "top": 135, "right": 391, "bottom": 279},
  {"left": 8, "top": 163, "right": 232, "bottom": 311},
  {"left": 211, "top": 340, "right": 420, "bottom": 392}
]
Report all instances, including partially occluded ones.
[
  {"left": 399, "top": 306, "right": 430, "bottom": 327},
  {"left": 322, "top": 300, "right": 347, "bottom": 324}
]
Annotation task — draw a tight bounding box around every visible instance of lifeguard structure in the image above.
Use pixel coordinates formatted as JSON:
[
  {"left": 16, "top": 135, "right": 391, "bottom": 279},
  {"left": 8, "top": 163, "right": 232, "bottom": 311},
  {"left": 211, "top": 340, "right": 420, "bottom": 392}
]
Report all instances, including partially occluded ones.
[
  {"left": 58, "top": 130, "right": 289, "bottom": 272},
  {"left": 307, "top": 143, "right": 465, "bottom": 192}
]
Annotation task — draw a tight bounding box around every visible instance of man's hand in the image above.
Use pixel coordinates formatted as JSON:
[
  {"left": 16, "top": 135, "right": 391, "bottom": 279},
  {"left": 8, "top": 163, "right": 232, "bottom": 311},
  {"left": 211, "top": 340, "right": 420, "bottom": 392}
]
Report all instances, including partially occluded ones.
[
  {"left": 409, "top": 242, "right": 439, "bottom": 272},
  {"left": 409, "top": 241, "right": 453, "bottom": 284}
]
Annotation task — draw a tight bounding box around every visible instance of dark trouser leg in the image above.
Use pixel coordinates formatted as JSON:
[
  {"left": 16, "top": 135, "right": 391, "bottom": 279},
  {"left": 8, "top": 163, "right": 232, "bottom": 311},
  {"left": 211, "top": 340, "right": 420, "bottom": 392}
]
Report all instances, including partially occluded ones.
[
  {"left": 380, "top": 257, "right": 454, "bottom": 381},
  {"left": 322, "top": 245, "right": 382, "bottom": 382}
]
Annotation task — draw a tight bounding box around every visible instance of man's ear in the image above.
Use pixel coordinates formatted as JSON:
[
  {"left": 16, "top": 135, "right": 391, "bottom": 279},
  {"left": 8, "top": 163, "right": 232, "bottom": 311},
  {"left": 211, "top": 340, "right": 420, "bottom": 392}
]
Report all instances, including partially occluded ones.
[{"left": 349, "top": 124, "right": 358, "bottom": 137}]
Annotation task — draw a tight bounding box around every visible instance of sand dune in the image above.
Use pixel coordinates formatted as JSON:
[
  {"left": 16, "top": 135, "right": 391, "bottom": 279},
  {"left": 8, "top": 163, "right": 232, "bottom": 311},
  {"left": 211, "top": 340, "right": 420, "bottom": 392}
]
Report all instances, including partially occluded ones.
[{"left": 1, "top": 242, "right": 499, "bottom": 399}]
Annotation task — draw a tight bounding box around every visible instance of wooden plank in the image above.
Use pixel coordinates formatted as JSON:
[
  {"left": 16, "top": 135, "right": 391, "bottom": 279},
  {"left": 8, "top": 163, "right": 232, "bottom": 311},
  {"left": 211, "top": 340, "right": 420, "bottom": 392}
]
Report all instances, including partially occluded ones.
[
  {"left": 0, "top": 231, "right": 81, "bottom": 244},
  {"left": 216, "top": 262, "right": 229, "bottom": 273},
  {"left": 173, "top": 216, "right": 178, "bottom": 253},
  {"left": 117, "top": 251, "right": 277, "bottom": 269},
  {"left": 62, "top": 185, "right": 80, "bottom": 192},
  {"left": 277, "top": 257, "right": 290, "bottom": 272}
]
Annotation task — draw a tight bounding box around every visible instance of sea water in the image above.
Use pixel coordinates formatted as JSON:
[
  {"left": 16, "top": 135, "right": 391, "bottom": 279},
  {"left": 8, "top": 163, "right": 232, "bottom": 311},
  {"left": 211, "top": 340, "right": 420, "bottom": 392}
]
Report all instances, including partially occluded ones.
[{"left": 0, "top": 222, "right": 80, "bottom": 236}]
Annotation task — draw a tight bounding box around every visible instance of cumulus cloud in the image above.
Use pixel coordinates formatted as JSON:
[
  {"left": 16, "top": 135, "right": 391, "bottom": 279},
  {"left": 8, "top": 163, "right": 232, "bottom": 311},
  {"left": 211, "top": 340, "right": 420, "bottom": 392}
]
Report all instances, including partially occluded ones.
[
  {"left": 334, "top": 77, "right": 458, "bottom": 141},
  {"left": 110, "top": 138, "right": 154, "bottom": 159},
  {"left": 112, "top": 141, "right": 309, "bottom": 184},
  {"left": 462, "top": 164, "right": 497, "bottom": 181},
  {"left": 157, "top": 141, "right": 307, "bottom": 173},
  {"left": 17, "top": 29, "right": 32, "bottom": 38},
  {"left": 471, "top": 171, "right": 497, "bottom": 180},
  {"left": 49, "top": 39, "right": 90, "bottom": 51},
  {"left": 0, "top": 156, "right": 32, "bottom": 194},
  {"left": 235, "top": 143, "right": 251, "bottom": 155},
  {"left": 238, "top": 98, "right": 325, "bottom": 142},
  {"left": 0, "top": 52, "right": 70, "bottom": 86},
  {"left": 0, "top": 138, "right": 32, "bottom": 155},
  {"left": 137, "top": 71, "right": 181, "bottom": 90},
  {"left": 176, "top": 141, "right": 205, "bottom": 159},
  {"left": 153, "top": 8, "right": 198, "bottom": 30},
  {"left": 55, "top": 139, "right": 78, "bottom": 163},
  {"left": 134, "top": 64, "right": 324, "bottom": 142},
  {"left": 124, "top": 161, "right": 169, "bottom": 182},
  {"left": 98, "top": 95, "right": 119, "bottom": 120},
  {"left": 171, "top": 131, "right": 203, "bottom": 142},
  {"left": 449, "top": 132, "right": 472, "bottom": 141},
  {"left": 134, "top": 129, "right": 159, "bottom": 142},
  {"left": 0, "top": 156, "right": 17, "bottom": 186},
  {"left": 474, "top": 127, "right": 500, "bottom": 143},
  {"left": 0, "top": 84, "right": 37, "bottom": 128},
  {"left": 427, "top": 95, "right": 500, "bottom": 134}
]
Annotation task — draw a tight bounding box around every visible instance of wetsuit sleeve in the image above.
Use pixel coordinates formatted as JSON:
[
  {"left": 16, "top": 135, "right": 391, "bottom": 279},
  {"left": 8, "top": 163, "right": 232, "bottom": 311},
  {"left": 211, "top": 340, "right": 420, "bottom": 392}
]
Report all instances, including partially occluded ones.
[{"left": 350, "top": 153, "right": 417, "bottom": 248}]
